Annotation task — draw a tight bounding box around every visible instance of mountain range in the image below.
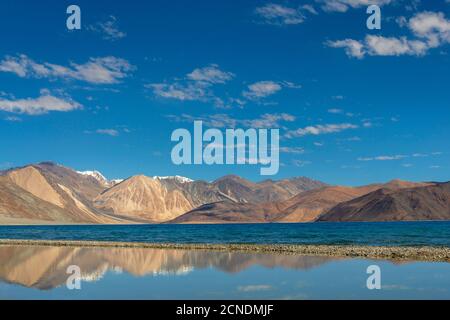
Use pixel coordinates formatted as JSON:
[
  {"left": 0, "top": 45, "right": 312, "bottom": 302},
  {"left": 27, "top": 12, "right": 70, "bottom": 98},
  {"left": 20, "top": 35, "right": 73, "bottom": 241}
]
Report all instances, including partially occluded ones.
[{"left": 0, "top": 162, "right": 448, "bottom": 225}]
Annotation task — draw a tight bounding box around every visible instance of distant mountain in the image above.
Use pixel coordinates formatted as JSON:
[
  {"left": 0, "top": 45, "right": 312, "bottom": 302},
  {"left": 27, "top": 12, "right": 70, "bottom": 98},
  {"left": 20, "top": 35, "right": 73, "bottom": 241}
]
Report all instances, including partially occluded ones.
[
  {"left": 275, "top": 180, "right": 430, "bottom": 223},
  {"left": 0, "top": 161, "right": 446, "bottom": 225},
  {"left": 318, "top": 182, "right": 450, "bottom": 222},
  {"left": 0, "top": 163, "right": 127, "bottom": 224},
  {"left": 94, "top": 174, "right": 326, "bottom": 222},
  {"left": 94, "top": 175, "right": 193, "bottom": 222},
  {"left": 153, "top": 176, "right": 193, "bottom": 184},
  {"left": 275, "top": 186, "right": 378, "bottom": 222},
  {"left": 169, "top": 201, "right": 286, "bottom": 224},
  {"left": 209, "top": 175, "right": 327, "bottom": 203},
  {"left": 77, "top": 170, "right": 122, "bottom": 188},
  {"left": 170, "top": 180, "right": 433, "bottom": 224}
]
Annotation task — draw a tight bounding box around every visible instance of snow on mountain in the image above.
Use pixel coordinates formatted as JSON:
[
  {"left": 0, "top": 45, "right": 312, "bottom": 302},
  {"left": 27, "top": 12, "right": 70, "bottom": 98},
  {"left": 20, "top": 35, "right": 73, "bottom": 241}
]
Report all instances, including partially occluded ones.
[
  {"left": 153, "top": 176, "right": 194, "bottom": 184},
  {"left": 77, "top": 170, "right": 123, "bottom": 187}
]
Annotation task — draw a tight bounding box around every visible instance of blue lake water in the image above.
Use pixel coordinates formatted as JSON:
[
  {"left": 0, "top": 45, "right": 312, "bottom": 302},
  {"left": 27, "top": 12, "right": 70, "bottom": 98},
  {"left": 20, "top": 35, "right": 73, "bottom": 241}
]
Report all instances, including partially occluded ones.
[
  {"left": 0, "top": 221, "right": 449, "bottom": 246},
  {"left": 0, "top": 245, "right": 449, "bottom": 300},
  {"left": 1, "top": 222, "right": 449, "bottom": 299}
]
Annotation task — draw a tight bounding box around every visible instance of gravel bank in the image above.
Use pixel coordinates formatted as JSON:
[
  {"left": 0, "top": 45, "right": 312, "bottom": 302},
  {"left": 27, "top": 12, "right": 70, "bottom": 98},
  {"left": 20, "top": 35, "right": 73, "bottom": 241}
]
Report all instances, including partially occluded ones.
[{"left": 0, "top": 239, "right": 449, "bottom": 262}]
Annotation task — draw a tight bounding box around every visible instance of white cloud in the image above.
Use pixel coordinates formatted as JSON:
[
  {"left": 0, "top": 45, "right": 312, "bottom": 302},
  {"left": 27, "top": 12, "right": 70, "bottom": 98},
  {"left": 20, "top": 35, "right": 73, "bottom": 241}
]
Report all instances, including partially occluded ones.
[
  {"left": 318, "top": 0, "right": 393, "bottom": 13},
  {"left": 148, "top": 82, "right": 209, "bottom": 101},
  {"left": 0, "top": 91, "right": 81, "bottom": 115},
  {"left": 358, "top": 155, "right": 407, "bottom": 161},
  {"left": 279, "top": 146, "right": 305, "bottom": 154},
  {"left": 292, "top": 160, "right": 312, "bottom": 167},
  {"left": 187, "top": 64, "right": 234, "bottom": 84},
  {"left": 396, "top": 16, "right": 408, "bottom": 28},
  {"left": 148, "top": 65, "right": 234, "bottom": 106},
  {"left": 412, "top": 153, "right": 428, "bottom": 158},
  {"left": 95, "top": 129, "right": 120, "bottom": 136},
  {"left": 346, "top": 136, "right": 361, "bottom": 141},
  {"left": 168, "top": 113, "right": 295, "bottom": 129},
  {"left": 285, "top": 123, "right": 358, "bottom": 138},
  {"left": 88, "top": 16, "right": 126, "bottom": 41},
  {"left": 243, "top": 81, "right": 282, "bottom": 100},
  {"left": 326, "top": 39, "right": 365, "bottom": 59},
  {"left": 255, "top": 4, "right": 305, "bottom": 25},
  {"left": 409, "top": 11, "right": 450, "bottom": 47},
  {"left": 281, "top": 81, "right": 302, "bottom": 89},
  {"left": 302, "top": 5, "right": 319, "bottom": 15},
  {"left": 366, "top": 35, "right": 428, "bottom": 56},
  {"left": 327, "top": 11, "right": 450, "bottom": 58},
  {"left": 359, "top": 151, "right": 443, "bottom": 161},
  {"left": 4, "top": 116, "right": 22, "bottom": 122},
  {"left": 328, "top": 108, "right": 344, "bottom": 114},
  {"left": 0, "top": 54, "right": 135, "bottom": 84}
]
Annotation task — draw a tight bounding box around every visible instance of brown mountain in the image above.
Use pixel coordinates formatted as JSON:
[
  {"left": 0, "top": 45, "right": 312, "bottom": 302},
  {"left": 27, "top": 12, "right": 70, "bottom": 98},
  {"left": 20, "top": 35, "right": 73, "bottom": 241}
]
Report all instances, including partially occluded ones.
[
  {"left": 0, "top": 163, "right": 127, "bottom": 224},
  {"left": 275, "top": 180, "right": 430, "bottom": 223},
  {"left": 169, "top": 201, "right": 286, "bottom": 224},
  {"left": 98, "top": 174, "right": 327, "bottom": 223},
  {"left": 318, "top": 182, "right": 450, "bottom": 222},
  {"left": 169, "top": 186, "right": 378, "bottom": 224},
  {"left": 275, "top": 186, "right": 377, "bottom": 222},
  {"left": 94, "top": 175, "right": 193, "bottom": 222},
  {"left": 170, "top": 180, "right": 432, "bottom": 224},
  {"left": 209, "top": 175, "right": 326, "bottom": 203},
  {"left": 1, "top": 161, "right": 445, "bottom": 225}
]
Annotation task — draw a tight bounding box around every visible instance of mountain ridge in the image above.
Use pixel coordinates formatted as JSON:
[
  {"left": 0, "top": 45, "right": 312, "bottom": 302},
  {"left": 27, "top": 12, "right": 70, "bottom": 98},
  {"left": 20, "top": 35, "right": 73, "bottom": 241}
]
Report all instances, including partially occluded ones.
[{"left": 0, "top": 162, "right": 448, "bottom": 225}]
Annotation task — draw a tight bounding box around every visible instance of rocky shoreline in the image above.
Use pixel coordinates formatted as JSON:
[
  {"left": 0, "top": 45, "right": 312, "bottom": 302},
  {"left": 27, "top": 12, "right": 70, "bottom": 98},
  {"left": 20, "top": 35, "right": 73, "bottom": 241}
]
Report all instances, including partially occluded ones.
[{"left": 1, "top": 239, "right": 449, "bottom": 262}]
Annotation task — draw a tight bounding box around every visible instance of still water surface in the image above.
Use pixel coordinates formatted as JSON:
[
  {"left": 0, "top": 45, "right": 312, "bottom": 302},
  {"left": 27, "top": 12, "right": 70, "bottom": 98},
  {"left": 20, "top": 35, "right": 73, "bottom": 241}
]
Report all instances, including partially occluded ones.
[
  {"left": 1, "top": 221, "right": 450, "bottom": 246},
  {"left": 0, "top": 245, "right": 449, "bottom": 299}
]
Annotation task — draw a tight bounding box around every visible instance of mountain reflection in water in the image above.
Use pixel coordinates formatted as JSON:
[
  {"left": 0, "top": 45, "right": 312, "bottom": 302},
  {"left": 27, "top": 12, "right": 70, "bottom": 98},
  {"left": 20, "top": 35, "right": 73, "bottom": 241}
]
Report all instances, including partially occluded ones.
[{"left": 0, "top": 245, "right": 336, "bottom": 290}]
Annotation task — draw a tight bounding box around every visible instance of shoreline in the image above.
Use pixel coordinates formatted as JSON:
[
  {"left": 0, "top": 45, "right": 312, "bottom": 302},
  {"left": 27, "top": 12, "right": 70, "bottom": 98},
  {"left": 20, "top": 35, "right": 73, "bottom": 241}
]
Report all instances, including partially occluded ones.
[{"left": 0, "top": 239, "right": 449, "bottom": 262}]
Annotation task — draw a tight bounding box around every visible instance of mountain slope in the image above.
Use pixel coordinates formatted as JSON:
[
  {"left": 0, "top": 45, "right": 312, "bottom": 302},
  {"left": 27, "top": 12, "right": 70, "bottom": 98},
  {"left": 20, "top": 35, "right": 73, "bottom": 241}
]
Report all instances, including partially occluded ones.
[
  {"left": 210, "top": 175, "right": 327, "bottom": 203},
  {"left": 170, "top": 180, "right": 432, "bottom": 224},
  {"left": 319, "top": 182, "right": 450, "bottom": 222},
  {"left": 0, "top": 163, "right": 129, "bottom": 224},
  {"left": 169, "top": 201, "right": 286, "bottom": 224},
  {"left": 276, "top": 180, "right": 431, "bottom": 223},
  {"left": 275, "top": 186, "right": 375, "bottom": 222},
  {"left": 170, "top": 185, "right": 374, "bottom": 224},
  {"left": 94, "top": 175, "right": 193, "bottom": 222},
  {"left": 0, "top": 175, "right": 76, "bottom": 224}
]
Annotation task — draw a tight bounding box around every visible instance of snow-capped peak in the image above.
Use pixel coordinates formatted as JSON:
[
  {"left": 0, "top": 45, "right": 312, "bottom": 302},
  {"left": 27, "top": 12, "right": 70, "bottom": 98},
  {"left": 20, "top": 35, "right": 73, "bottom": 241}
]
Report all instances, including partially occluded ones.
[
  {"left": 153, "top": 175, "right": 194, "bottom": 183},
  {"left": 77, "top": 170, "right": 123, "bottom": 187},
  {"left": 78, "top": 170, "right": 108, "bottom": 183}
]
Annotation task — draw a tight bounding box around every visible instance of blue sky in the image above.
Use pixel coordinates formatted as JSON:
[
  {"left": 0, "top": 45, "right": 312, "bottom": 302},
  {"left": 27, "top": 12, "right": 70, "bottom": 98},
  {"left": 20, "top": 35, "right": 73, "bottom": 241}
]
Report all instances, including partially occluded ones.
[{"left": 0, "top": 0, "right": 449, "bottom": 185}]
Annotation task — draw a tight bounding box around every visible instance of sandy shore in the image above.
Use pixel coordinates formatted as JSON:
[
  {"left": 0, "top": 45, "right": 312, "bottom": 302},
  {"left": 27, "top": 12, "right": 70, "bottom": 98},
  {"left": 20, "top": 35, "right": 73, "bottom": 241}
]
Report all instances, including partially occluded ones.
[{"left": 0, "top": 239, "right": 449, "bottom": 262}]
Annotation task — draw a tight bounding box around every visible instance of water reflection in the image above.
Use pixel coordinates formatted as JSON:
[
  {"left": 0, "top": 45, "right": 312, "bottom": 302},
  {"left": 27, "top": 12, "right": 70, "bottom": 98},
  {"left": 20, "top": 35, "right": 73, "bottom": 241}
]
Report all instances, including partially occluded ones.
[{"left": 0, "top": 245, "right": 337, "bottom": 290}]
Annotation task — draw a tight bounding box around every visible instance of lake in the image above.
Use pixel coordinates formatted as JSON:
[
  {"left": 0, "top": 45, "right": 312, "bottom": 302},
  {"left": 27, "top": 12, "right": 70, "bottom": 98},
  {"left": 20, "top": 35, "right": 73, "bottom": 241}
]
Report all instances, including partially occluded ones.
[
  {"left": 1, "top": 221, "right": 450, "bottom": 246},
  {"left": 0, "top": 245, "right": 449, "bottom": 299},
  {"left": 1, "top": 222, "right": 449, "bottom": 299}
]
